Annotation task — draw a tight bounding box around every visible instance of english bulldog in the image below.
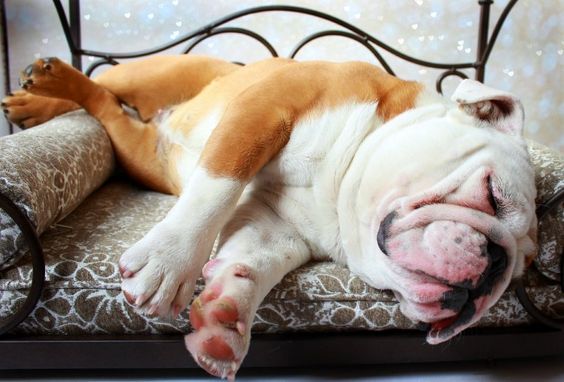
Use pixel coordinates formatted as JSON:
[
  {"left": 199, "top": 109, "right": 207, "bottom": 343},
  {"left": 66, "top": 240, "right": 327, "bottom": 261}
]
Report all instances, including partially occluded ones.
[{"left": 4, "top": 55, "right": 537, "bottom": 380}]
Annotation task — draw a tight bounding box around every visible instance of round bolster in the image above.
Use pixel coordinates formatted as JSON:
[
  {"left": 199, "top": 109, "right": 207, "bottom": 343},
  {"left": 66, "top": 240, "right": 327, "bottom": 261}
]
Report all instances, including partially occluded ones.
[
  {"left": 527, "top": 140, "right": 563, "bottom": 282},
  {"left": 0, "top": 110, "right": 115, "bottom": 270}
]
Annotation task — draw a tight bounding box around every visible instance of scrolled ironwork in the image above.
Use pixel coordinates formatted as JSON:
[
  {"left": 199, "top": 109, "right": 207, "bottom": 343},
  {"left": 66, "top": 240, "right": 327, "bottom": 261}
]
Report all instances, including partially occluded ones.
[
  {"left": 289, "top": 30, "right": 395, "bottom": 75},
  {"left": 183, "top": 27, "right": 278, "bottom": 57},
  {"left": 476, "top": 0, "right": 519, "bottom": 72},
  {"left": 0, "top": 192, "right": 45, "bottom": 336},
  {"left": 52, "top": 0, "right": 521, "bottom": 84},
  {"left": 85, "top": 57, "right": 119, "bottom": 78},
  {"left": 435, "top": 69, "right": 469, "bottom": 94}
]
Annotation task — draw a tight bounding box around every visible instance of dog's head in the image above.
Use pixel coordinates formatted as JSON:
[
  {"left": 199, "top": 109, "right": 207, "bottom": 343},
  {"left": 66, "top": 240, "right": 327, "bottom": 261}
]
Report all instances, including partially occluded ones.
[{"left": 346, "top": 80, "right": 537, "bottom": 344}]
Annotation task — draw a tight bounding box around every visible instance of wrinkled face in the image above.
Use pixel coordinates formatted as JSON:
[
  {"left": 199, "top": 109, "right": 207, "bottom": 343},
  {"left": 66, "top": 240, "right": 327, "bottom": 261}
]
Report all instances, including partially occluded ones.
[{"left": 351, "top": 80, "right": 537, "bottom": 344}]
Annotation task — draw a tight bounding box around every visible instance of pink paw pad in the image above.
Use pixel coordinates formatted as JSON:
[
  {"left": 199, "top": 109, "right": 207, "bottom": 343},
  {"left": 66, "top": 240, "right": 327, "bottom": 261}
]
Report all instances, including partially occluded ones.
[
  {"left": 202, "top": 335, "right": 235, "bottom": 360},
  {"left": 185, "top": 329, "right": 240, "bottom": 380},
  {"left": 186, "top": 263, "right": 255, "bottom": 379}
]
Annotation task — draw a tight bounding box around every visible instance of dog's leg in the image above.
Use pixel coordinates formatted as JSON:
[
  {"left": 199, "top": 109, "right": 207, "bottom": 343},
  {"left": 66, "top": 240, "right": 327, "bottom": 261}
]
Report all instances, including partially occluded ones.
[
  {"left": 184, "top": 196, "right": 311, "bottom": 380},
  {"left": 119, "top": 166, "right": 247, "bottom": 317},
  {"left": 2, "top": 90, "right": 80, "bottom": 129},
  {"left": 5, "top": 55, "right": 237, "bottom": 129},
  {"left": 117, "top": 67, "right": 312, "bottom": 317},
  {"left": 93, "top": 55, "right": 239, "bottom": 121},
  {"left": 18, "top": 57, "right": 173, "bottom": 193}
]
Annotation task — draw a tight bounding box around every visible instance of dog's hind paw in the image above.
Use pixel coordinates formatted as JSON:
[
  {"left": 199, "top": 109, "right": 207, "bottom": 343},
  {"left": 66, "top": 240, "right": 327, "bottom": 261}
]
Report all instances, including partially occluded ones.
[
  {"left": 185, "top": 262, "right": 258, "bottom": 380},
  {"left": 2, "top": 90, "right": 79, "bottom": 128},
  {"left": 18, "top": 57, "right": 89, "bottom": 101}
]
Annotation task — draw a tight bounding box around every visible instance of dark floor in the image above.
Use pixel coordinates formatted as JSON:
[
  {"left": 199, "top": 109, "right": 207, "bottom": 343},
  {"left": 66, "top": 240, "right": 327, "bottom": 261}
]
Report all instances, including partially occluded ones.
[{"left": 1, "top": 356, "right": 564, "bottom": 381}]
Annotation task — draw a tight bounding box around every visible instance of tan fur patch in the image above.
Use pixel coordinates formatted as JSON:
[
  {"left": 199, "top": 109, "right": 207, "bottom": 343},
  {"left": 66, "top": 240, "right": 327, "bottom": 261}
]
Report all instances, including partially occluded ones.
[
  {"left": 94, "top": 55, "right": 239, "bottom": 121},
  {"left": 196, "top": 60, "right": 423, "bottom": 180}
]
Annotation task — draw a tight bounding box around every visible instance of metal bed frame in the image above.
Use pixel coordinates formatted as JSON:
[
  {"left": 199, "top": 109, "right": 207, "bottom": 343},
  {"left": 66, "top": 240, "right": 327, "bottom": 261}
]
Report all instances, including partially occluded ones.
[{"left": 0, "top": 0, "right": 562, "bottom": 370}]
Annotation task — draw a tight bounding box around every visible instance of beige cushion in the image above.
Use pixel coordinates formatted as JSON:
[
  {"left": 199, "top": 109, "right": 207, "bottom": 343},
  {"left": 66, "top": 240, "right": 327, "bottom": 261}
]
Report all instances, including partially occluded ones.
[{"left": 1, "top": 180, "right": 562, "bottom": 336}]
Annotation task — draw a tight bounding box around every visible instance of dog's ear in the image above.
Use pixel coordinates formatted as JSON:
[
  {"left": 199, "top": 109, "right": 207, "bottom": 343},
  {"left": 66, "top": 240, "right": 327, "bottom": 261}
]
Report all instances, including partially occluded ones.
[{"left": 451, "top": 79, "right": 524, "bottom": 136}]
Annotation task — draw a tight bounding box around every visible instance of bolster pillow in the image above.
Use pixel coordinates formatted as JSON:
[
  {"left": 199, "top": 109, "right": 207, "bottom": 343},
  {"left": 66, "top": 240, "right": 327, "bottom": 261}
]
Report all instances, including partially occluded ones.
[{"left": 0, "top": 110, "right": 115, "bottom": 270}]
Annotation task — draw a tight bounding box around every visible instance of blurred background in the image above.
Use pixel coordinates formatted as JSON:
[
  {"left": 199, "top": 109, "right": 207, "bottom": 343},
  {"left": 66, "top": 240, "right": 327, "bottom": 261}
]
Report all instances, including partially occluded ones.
[{"left": 1, "top": 0, "right": 562, "bottom": 151}]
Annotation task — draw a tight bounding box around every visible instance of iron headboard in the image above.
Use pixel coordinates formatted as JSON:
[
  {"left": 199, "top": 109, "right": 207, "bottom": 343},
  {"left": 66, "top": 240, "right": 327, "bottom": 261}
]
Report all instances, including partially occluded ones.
[{"left": 52, "top": 0, "right": 517, "bottom": 93}]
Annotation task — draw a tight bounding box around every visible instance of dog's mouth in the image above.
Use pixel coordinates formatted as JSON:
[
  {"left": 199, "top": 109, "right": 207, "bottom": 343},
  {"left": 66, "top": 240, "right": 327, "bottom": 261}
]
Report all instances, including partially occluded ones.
[
  {"left": 426, "top": 241, "right": 508, "bottom": 343},
  {"left": 376, "top": 208, "right": 511, "bottom": 344}
]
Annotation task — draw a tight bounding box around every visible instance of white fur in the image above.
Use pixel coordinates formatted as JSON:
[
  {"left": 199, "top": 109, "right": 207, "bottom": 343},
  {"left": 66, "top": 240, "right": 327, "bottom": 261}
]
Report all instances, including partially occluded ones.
[
  {"left": 120, "top": 166, "right": 244, "bottom": 315},
  {"left": 159, "top": 107, "right": 224, "bottom": 186},
  {"left": 257, "top": 102, "right": 383, "bottom": 260}
]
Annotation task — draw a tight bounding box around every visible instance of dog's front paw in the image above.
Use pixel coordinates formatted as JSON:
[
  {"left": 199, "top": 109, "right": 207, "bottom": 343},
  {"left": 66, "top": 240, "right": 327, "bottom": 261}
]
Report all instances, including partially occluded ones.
[
  {"left": 119, "top": 223, "right": 199, "bottom": 318},
  {"left": 185, "top": 261, "right": 258, "bottom": 380}
]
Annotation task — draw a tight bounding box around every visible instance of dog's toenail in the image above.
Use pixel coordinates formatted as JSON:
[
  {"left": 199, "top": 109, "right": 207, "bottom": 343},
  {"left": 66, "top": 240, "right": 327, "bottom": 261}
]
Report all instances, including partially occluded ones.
[
  {"left": 24, "top": 64, "right": 33, "bottom": 77},
  {"left": 135, "top": 294, "right": 149, "bottom": 306},
  {"left": 236, "top": 321, "right": 246, "bottom": 336},
  {"left": 189, "top": 298, "right": 205, "bottom": 329},
  {"left": 172, "top": 304, "right": 182, "bottom": 317},
  {"left": 119, "top": 265, "right": 133, "bottom": 278},
  {"left": 123, "top": 291, "right": 136, "bottom": 305},
  {"left": 147, "top": 305, "right": 158, "bottom": 315}
]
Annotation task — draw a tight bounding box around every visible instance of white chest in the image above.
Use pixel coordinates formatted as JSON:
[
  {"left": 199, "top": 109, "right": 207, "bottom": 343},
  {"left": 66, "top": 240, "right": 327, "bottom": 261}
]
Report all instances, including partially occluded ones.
[{"left": 255, "top": 102, "right": 381, "bottom": 260}]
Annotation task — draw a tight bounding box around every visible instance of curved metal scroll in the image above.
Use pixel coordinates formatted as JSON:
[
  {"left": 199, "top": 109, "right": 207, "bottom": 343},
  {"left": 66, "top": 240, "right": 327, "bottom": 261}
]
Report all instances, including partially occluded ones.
[
  {"left": 183, "top": 27, "right": 278, "bottom": 57},
  {"left": 0, "top": 192, "right": 45, "bottom": 336},
  {"left": 85, "top": 57, "right": 119, "bottom": 78},
  {"left": 514, "top": 188, "right": 564, "bottom": 330},
  {"left": 289, "top": 30, "right": 395, "bottom": 75},
  {"left": 436, "top": 69, "right": 469, "bottom": 94}
]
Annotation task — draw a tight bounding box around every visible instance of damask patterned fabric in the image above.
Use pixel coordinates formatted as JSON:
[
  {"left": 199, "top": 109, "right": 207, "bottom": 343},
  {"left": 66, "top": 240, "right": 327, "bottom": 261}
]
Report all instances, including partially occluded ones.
[
  {"left": 0, "top": 111, "right": 115, "bottom": 270},
  {"left": 0, "top": 113, "right": 562, "bottom": 335},
  {"left": 528, "top": 140, "right": 564, "bottom": 282}
]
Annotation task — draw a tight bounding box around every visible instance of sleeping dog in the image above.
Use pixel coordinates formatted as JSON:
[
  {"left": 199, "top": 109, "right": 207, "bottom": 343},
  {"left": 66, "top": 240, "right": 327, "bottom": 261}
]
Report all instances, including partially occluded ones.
[{"left": 4, "top": 55, "right": 537, "bottom": 380}]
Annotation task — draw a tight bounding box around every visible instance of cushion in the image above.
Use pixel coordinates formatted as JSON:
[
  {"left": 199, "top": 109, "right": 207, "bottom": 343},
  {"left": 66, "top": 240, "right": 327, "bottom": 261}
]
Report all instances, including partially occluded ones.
[
  {"left": 1, "top": 180, "right": 562, "bottom": 336},
  {"left": 528, "top": 140, "right": 564, "bottom": 282},
  {"left": 0, "top": 111, "right": 115, "bottom": 270}
]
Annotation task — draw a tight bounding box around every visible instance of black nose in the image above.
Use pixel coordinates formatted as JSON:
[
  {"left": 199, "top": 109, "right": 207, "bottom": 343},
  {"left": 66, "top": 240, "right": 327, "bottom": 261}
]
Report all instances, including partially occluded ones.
[{"left": 377, "top": 211, "right": 397, "bottom": 256}]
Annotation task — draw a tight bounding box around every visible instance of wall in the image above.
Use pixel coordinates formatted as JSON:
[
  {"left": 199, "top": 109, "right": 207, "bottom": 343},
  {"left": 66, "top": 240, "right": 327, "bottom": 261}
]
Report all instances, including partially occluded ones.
[{"left": 3, "top": 0, "right": 562, "bottom": 151}]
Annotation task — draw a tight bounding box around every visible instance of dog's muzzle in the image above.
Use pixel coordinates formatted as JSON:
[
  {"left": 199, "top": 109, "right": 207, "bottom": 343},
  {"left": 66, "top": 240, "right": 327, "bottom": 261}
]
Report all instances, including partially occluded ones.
[{"left": 377, "top": 210, "right": 508, "bottom": 341}]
